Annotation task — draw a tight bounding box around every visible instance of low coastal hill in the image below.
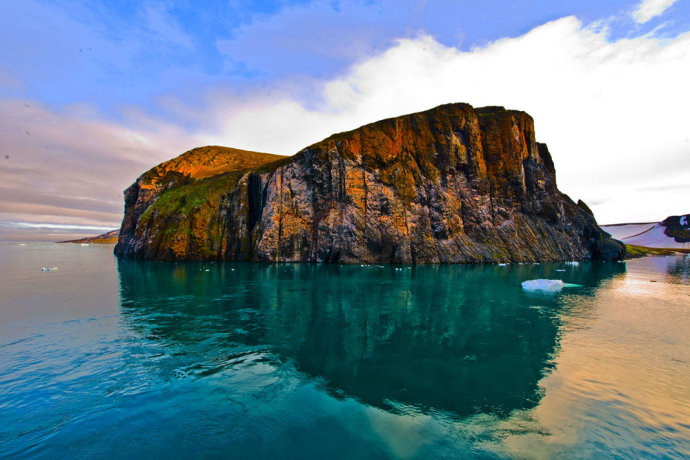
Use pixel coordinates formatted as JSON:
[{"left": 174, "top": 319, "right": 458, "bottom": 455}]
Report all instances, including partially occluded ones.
[
  {"left": 141, "top": 146, "right": 286, "bottom": 182},
  {"left": 115, "top": 103, "right": 624, "bottom": 263},
  {"left": 602, "top": 215, "right": 690, "bottom": 255},
  {"left": 59, "top": 229, "right": 119, "bottom": 244}
]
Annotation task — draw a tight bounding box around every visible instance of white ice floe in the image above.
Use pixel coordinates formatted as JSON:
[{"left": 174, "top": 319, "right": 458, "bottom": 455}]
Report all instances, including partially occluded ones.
[
  {"left": 565, "top": 261, "right": 580, "bottom": 266},
  {"left": 521, "top": 279, "right": 564, "bottom": 292}
]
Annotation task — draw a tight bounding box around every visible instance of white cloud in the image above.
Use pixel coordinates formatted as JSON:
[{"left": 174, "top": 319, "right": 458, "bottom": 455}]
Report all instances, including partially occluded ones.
[
  {"left": 3, "top": 16, "right": 689, "bottom": 232},
  {"left": 632, "top": 0, "right": 679, "bottom": 23},
  {"left": 198, "top": 17, "right": 690, "bottom": 224},
  {"left": 7, "top": 222, "right": 115, "bottom": 231}
]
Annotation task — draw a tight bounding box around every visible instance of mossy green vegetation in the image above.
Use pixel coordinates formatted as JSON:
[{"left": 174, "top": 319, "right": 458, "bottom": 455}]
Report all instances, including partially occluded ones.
[
  {"left": 625, "top": 244, "right": 690, "bottom": 258},
  {"left": 143, "top": 171, "right": 242, "bottom": 220},
  {"left": 136, "top": 171, "right": 246, "bottom": 258}
]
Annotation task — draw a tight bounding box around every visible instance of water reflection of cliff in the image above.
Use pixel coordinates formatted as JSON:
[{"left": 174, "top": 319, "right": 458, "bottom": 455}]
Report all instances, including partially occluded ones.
[
  {"left": 117, "top": 259, "right": 624, "bottom": 418},
  {"left": 666, "top": 256, "right": 689, "bottom": 283}
]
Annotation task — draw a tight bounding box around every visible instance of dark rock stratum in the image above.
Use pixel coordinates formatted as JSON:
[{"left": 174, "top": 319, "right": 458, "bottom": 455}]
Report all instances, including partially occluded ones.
[{"left": 115, "top": 103, "right": 625, "bottom": 263}]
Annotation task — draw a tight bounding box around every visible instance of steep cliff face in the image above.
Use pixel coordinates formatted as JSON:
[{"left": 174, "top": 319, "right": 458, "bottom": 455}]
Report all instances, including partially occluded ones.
[
  {"left": 115, "top": 103, "right": 624, "bottom": 263},
  {"left": 115, "top": 146, "right": 287, "bottom": 259}
]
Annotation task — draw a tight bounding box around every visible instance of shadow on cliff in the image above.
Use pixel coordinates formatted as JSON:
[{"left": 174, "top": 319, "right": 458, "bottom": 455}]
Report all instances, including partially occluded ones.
[{"left": 116, "top": 259, "right": 625, "bottom": 418}]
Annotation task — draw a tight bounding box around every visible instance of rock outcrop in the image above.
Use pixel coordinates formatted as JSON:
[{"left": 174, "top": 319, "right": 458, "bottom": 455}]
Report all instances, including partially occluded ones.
[
  {"left": 59, "top": 229, "right": 119, "bottom": 244},
  {"left": 115, "top": 103, "right": 625, "bottom": 263}
]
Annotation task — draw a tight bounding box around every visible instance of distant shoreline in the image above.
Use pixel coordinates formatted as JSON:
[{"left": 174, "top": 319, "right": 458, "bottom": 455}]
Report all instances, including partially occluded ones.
[{"left": 57, "top": 229, "right": 119, "bottom": 245}]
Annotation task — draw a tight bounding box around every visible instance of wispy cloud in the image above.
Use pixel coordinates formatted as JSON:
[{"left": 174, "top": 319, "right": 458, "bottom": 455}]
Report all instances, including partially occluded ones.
[
  {"left": 632, "top": 0, "right": 679, "bottom": 23},
  {"left": 199, "top": 17, "right": 690, "bottom": 223},
  {"left": 0, "top": 99, "right": 202, "bottom": 230},
  {"left": 140, "top": 4, "right": 195, "bottom": 51},
  {"left": 635, "top": 182, "right": 690, "bottom": 193},
  {"left": 2, "top": 222, "right": 115, "bottom": 231},
  {"left": 1, "top": 7, "right": 688, "bottom": 233},
  {"left": 216, "top": 0, "right": 409, "bottom": 80}
]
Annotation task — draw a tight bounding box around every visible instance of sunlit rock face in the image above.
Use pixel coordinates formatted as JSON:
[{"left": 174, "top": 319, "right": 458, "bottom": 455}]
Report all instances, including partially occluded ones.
[{"left": 115, "top": 103, "right": 624, "bottom": 262}]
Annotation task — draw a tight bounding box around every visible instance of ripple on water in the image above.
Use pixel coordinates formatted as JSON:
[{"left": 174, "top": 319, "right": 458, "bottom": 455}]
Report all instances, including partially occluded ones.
[{"left": 1, "top": 247, "right": 689, "bottom": 458}]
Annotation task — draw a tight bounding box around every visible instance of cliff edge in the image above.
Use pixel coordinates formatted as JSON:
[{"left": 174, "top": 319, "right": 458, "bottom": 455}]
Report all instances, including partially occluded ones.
[{"left": 115, "top": 103, "right": 624, "bottom": 263}]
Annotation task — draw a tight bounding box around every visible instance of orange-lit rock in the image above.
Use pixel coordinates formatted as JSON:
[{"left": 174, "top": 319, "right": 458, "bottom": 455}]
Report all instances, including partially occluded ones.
[{"left": 115, "top": 103, "right": 624, "bottom": 263}]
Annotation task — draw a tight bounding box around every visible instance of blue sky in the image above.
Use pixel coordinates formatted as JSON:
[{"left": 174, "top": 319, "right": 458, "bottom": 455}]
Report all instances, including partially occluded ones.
[
  {"left": 3, "top": 0, "right": 687, "bottom": 111},
  {"left": 0, "top": 0, "right": 688, "bottom": 238}
]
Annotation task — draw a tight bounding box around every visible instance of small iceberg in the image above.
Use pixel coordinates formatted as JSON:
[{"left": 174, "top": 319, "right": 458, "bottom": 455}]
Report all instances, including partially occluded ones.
[
  {"left": 41, "top": 266, "right": 58, "bottom": 272},
  {"left": 565, "top": 261, "right": 580, "bottom": 266},
  {"left": 521, "top": 279, "right": 564, "bottom": 292}
]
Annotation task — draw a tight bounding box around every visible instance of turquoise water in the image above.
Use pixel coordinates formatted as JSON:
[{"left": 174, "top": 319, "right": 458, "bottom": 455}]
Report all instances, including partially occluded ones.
[{"left": 0, "top": 243, "right": 689, "bottom": 459}]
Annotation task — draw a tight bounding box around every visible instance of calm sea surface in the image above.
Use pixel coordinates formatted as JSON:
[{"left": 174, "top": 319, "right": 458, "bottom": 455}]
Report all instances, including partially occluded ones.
[{"left": 0, "top": 242, "right": 688, "bottom": 459}]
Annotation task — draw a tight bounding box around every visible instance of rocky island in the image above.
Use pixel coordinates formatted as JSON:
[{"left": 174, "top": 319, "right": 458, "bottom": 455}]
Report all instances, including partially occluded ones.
[{"left": 115, "top": 103, "right": 624, "bottom": 263}]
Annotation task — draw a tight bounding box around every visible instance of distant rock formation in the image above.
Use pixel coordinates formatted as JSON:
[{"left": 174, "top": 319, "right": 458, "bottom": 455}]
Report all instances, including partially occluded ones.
[
  {"left": 602, "top": 214, "right": 690, "bottom": 251},
  {"left": 60, "top": 229, "right": 119, "bottom": 244},
  {"left": 115, "top": 103, "right": 625, "bottom": 263},
  {"left": 662, "top": 215, "right": 690, "bottom": 243}
]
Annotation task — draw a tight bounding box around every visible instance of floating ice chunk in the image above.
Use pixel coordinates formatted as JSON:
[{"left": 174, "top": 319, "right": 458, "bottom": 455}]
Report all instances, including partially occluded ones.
[
  {"left": 40, "top": 266, "right": 58, "bottom": 272},
  {"left": 521, "top": 279, "right": 564, "bottom": 292},
  {"left": 498, "top": 263, "right": 508, "bottom": 266},
  {"left": 565, "top": 261, "right": 580, "bottom": 266}
]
